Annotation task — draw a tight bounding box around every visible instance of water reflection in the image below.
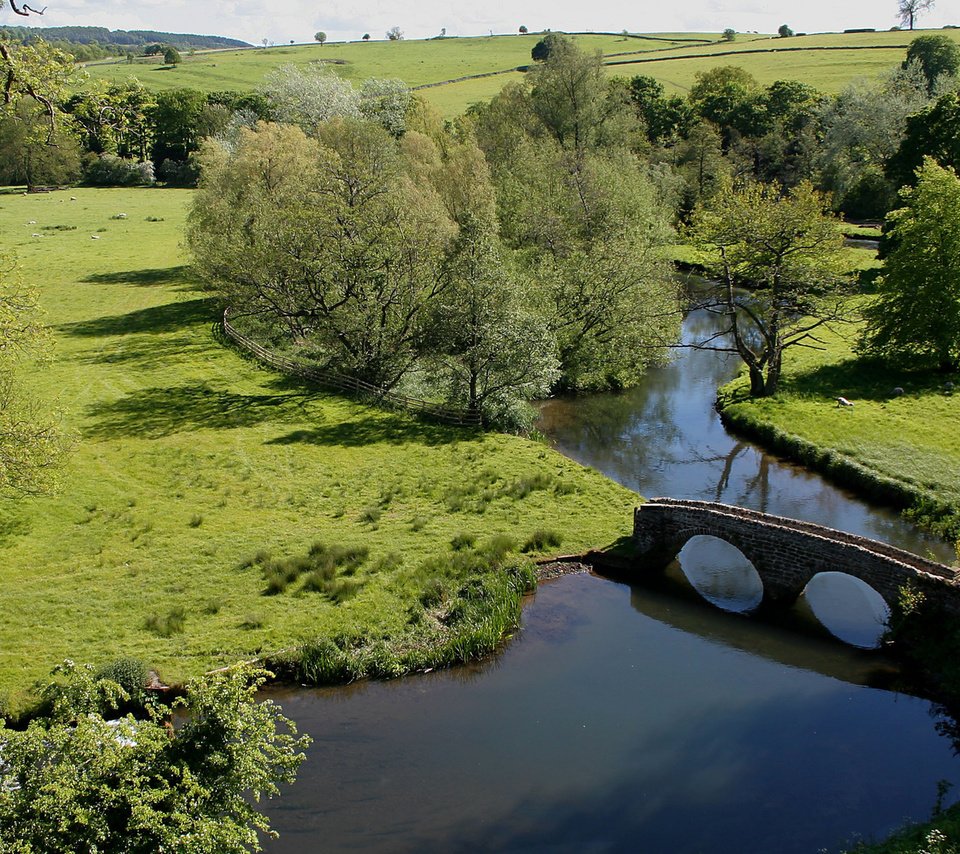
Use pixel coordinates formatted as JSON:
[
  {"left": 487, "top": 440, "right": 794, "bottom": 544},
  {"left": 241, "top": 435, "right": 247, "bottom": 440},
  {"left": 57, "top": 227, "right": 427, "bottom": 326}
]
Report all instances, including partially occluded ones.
[
  {"left": 263, "top": 574, "right": 956, "bottom": 854},
  {"left": 537, "top": 293, "right": 955, "bottom": 563},
  {"left": 801, "top": 573, "right": 891, "bottom": 649},
  {"left": 673, "top": 534, "right": 765, "bottom": 613}
]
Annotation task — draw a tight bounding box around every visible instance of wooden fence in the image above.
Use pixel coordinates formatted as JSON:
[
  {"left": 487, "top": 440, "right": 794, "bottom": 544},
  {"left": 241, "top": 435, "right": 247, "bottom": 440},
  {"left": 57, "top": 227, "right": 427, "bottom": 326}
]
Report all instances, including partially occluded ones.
[{"left": 221, "top": 310, "right": 482, "bottom": 427}]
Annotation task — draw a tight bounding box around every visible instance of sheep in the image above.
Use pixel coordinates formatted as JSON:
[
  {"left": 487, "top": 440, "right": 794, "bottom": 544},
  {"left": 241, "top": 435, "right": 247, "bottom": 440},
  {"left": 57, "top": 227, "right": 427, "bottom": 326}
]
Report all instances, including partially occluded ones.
[{"left": 836, "top": 396, "right": 854, "bottom": 407}]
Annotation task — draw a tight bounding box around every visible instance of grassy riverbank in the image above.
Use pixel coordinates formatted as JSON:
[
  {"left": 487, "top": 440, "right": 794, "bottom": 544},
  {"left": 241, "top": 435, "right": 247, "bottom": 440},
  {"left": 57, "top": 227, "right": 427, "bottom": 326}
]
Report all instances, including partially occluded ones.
[
  {"left": 0, "top": 186, "right": 638, "bottom": 715},
  {"left": 717, "top": 302, "right": 960, "bottom": 546}
]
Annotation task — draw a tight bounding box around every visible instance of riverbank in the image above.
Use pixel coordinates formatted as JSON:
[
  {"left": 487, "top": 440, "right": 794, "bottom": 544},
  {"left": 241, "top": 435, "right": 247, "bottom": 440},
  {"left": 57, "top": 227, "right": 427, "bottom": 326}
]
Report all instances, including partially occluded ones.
[
  {"left": 716, "top": 305, "right": 960, "bottom": 546},
  {"left": 0, "top": 186, "right": 639, "bottom": 715}
]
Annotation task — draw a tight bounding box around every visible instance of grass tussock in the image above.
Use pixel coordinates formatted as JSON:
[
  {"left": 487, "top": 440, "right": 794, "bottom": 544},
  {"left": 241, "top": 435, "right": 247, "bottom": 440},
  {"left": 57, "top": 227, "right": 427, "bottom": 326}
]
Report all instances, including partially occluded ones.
[
  {"left": 144, "top": 607, "right": 187, "bottom": 638},
  {"left": 245, "top": 542, "right": 371, "bottom": 601},
  {"left": 522, "top": 529, "right": 562, "bottom": 553}
]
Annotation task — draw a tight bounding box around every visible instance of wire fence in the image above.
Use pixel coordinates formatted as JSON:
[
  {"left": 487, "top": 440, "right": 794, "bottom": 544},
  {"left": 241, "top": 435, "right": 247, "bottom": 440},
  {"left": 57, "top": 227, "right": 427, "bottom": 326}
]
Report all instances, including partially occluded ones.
[{"left": 221, "top": 309, "right": 482, "bottom": 427}]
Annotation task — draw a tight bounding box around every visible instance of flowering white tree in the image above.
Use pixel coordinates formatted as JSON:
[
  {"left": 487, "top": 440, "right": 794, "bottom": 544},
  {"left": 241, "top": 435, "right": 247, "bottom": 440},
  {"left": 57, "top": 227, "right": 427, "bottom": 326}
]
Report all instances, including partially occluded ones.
[{"left": 261, "top": 65, "right": 361, "bottom": 134}]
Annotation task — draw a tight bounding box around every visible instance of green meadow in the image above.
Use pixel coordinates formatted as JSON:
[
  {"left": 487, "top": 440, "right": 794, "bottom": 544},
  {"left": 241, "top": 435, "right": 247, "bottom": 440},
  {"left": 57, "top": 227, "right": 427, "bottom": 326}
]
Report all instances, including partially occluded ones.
[
  {"left": 719, "top": 300, "right": 960, "bottom": 541},
  {"left": 76, "top": 28, "right": 949, "bottom": 115},
  {"left": 0, "top": 186, "right": 638, "bottom": 712}
]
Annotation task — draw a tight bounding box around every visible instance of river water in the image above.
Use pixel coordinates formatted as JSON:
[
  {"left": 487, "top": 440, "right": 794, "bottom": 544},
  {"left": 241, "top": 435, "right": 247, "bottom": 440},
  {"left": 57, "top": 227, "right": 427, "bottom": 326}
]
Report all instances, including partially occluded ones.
[{"left": 263, "top": 295, "right": 959, "bottom": 852}]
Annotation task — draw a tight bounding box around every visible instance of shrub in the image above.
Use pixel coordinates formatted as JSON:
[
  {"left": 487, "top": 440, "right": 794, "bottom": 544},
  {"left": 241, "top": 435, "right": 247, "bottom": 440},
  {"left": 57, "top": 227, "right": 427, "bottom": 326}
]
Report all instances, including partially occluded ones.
[
  {"left": 450, "top": 532, "right": 477, "bottom": 551},
  {"left": 84, "top": 154, "right": 155, "bottom": 187}
]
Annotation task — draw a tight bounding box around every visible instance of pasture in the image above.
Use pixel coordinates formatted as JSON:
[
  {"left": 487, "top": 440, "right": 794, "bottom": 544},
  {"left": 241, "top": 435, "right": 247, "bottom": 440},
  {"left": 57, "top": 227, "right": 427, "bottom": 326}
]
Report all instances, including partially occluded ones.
[
  {"left": 76, "top": 28, "right": 954, "bottom": 114},
  {"left": 0, "top": 186, "right": 637, "bottom": 712}
]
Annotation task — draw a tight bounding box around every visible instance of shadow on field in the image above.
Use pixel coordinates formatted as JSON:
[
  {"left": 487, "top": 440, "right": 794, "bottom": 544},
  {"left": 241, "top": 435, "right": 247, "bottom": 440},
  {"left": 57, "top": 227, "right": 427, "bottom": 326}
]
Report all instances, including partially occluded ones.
[
  {"left": 82, "top": 265, "right": 197, "bottom": 289},
  {"left": 84, "top": 383, "right": 310, "bottom": 438},
  {"left": 59, "top": 298, "right": 214, "bottom": 338},
  {"left": 265, "top": 415, "right": 462, "bottom": 448},
  {"left": 782, "top": 356, "right": 955, "bottom": 402},
  {"left": 76, "top": 332, "right": 211, "bottom": 370}
]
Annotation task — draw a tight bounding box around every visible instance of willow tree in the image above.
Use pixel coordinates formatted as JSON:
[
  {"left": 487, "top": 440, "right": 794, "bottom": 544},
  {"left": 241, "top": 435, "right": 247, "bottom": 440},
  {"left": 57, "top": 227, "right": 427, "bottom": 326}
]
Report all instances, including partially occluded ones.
[
  {"left": 188, "top": 119, "right": 455, "bottom": 390},
  {"left": 687, "top": 181, "right": 850, "bottom": 397}
]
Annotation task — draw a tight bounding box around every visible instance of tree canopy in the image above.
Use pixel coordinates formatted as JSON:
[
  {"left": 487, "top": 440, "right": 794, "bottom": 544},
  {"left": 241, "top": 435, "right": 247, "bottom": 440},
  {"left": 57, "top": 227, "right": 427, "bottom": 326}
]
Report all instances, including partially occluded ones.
[
  {"left": 860, "top": 158, "right": 960, "bottom": 372},
  {"left": 0, "top": 663, "right": 309, "bottom": 853},
  {"left": 687, "top": 181, "right": 850, "bottom": 397}
]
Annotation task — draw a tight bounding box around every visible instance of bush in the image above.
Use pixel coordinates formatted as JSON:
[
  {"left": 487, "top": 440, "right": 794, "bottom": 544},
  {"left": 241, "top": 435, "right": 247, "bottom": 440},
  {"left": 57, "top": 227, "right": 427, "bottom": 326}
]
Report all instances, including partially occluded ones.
[
  {"left": 522, "top": 529, "right": 562, "bottom": 553},
  {"left": 95, "top": 657, "right": 148, "bottom": 709},
  {"left": 156, "top": 157, "right": 199, "bottom": 187},
  {"left": 84, "top": 154, "right": 155, "bottom": 187}
]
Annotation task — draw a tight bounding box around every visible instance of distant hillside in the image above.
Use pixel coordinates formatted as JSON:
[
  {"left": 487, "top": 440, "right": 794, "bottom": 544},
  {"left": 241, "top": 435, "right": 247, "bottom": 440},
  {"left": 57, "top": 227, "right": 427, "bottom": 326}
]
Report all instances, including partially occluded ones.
[{"left": 0, "top": 25, "right": 250, "bottom": 50}]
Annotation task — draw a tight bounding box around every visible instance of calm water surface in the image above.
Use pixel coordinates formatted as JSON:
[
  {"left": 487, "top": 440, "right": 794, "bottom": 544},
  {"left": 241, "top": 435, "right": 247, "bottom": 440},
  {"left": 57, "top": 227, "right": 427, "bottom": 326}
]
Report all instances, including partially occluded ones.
[{"left": 263, "top": 294, "right": 959, "bottom": 852}]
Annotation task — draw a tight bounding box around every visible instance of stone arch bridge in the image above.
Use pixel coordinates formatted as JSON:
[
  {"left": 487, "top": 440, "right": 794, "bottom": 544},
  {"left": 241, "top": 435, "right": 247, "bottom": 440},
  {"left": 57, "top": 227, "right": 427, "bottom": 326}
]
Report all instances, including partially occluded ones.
[{"left": 632, "top": 498, "right": 960, "bottom": 614}]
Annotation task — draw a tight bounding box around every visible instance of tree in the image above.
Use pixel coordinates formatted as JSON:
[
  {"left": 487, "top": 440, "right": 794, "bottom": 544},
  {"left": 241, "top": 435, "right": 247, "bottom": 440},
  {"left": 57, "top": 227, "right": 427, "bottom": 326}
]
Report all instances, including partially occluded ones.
[
  {"left": 148, "top": 87, "right": 208, "bottom": 165},
  {"left": 903, "top": 34, "right": 960, "bottom": 93},
  {"left": 688, "top": 65, "right": 766, "bottom": 142},
  {"left": 628, "top": 75, "right": 694, "bottom": 143},
  {"left": 0, "top": 662, "right": 309, "bottom": 852},
  {"left": 362, "top": 33, "right": 370, "bottom": 41},
  {"left": 314, "top": 31, "right": 327, "bottom": 45},
  {"left": 778, "top": 24, "right": 794, "bottom": 38},
  {"left": 358, "top": 77, "right": 411, "bottom": 136},
  {"left": 163, "top": 45, "right": 181, "bottom": 66},
  {"left": 723, "top": 28, "right": 737, "bottom": 41},
  {"left": 528, "top": 37, "right": 613, "bottom": 152},
  {"left": 386, "top": 26, "right": 403, "bottom": 41},
  {"left": 899, "top": 0, "right": 935, "bottom": 30},
  {"left": 188, "top": 120, "right": 454, "bottom": 390},
  {"left": 260, "top": 65, "right": 360, "bottom": 135},
  {"left": 687, "top": 181, "right": 850, "bottom": 397},
  {"left": 427, "top": 215, "right": 558, "bottom": 425},
  {"left": 531, "top": 32, "right": 566, "bottom": 62},
  {"left": 519, "top": 25, "right": 529, "bottom": 34},
  {"left": 887, "top": 89, "right": 960, "bottom": 187},
  {"left": 0, "top": 98, "right": 83, "bottom": 187},
  {"left": 0, "top": 255, "right": 70, "bottom": 495},
  {"left": 860, "top": 159, "right": 960, "bottom": 372}
]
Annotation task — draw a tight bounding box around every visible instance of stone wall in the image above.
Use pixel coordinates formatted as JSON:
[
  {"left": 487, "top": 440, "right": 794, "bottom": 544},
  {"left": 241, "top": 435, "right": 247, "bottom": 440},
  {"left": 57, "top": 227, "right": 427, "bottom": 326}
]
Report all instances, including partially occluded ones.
[{"left": 632, "top": 498, "right": 960, "bottom": 613}]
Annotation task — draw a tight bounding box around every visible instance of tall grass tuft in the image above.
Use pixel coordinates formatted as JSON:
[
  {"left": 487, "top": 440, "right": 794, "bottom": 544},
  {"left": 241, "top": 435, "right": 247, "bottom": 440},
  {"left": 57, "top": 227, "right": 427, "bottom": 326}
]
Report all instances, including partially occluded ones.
[
  {"left": 522, "top": 529, "right": 562, "bottom": 553},
  {"left": 144, "top": 607, "right": 187, "bottom": 638}
]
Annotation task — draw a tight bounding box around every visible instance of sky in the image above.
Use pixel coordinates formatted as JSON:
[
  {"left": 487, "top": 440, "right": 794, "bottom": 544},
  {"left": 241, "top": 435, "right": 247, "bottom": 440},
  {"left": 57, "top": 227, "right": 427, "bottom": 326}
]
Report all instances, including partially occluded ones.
[{"left": 1, "top": 0, "right": 957, "bottom": 45}]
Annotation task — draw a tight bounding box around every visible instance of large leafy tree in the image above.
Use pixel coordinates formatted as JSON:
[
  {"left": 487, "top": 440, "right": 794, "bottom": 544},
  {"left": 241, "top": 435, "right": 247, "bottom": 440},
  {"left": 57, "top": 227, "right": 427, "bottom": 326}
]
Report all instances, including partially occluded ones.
[
  {"left": 860, "top": 159, "right": 960, "bottom": 372},
  {"left": 189, "top": 119, "right": 454, "bottom": 389},
  {"left": 0, "top": 255, "right": 69, "bottom": 495},
  {"left": 904, "top": 34, "right": 960, "bottom": 94},
  {"left": 887, "top": 89, "right": 960, "bottom": 188},
  {"left": 688, "top": 181, "right": 850, "bottom": 397},
  {"left": 0, "top": 662, "right": 309, "bottom": 853}
]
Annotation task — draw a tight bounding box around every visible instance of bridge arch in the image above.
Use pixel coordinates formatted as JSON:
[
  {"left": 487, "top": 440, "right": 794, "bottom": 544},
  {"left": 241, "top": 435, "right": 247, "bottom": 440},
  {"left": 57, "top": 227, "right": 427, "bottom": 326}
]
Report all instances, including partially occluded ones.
[
  {"left": 633, "top": 499, "right": 960, "bottom": 616},
  {"left": 672, "top": 535, "right": 764, "bottom": 613}
]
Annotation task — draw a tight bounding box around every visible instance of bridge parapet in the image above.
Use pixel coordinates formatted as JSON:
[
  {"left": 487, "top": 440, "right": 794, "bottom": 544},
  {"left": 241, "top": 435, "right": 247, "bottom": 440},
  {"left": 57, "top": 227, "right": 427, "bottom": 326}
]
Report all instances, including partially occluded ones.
[{"left": 632, "top": 498, "right": 960, "bottom": 613}]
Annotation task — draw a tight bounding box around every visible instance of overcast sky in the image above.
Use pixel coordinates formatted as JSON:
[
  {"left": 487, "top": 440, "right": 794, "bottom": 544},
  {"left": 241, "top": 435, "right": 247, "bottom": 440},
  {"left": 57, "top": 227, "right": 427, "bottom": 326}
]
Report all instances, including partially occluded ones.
[{"left": 2, "top": 0, "right": 957, "bottom": 45}]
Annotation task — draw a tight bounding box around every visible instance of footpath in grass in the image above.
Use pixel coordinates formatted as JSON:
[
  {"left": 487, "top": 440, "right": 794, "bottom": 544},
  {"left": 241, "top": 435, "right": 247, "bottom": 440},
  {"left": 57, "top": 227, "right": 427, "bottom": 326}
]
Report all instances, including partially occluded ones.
[
  {"left": 718, "top": 303, "right": 960, "bottom": 544},
  {"left": 0, "top": 186, "right": 638, "bottom": 713}
]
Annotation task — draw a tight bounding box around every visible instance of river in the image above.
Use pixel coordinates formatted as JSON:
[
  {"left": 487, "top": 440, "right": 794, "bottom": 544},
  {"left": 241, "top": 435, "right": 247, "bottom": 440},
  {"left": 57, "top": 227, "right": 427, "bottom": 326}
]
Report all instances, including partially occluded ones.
[{"left": 262, "top": 293, "right": 958, "bottom": 853}]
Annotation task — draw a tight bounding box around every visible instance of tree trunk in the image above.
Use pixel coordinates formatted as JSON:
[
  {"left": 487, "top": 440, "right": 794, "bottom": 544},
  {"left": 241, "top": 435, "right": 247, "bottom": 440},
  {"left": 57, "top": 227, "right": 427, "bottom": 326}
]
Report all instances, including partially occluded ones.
[{"left": 748, "top": 365, "right": 766, "bottom": 397}]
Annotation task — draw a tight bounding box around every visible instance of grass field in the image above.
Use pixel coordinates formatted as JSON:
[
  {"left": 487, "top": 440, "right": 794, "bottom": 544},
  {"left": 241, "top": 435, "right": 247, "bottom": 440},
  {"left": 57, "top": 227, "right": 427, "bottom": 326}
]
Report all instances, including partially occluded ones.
[
  {"left": 77, "top": 28, "right": 952, "bottom": 115},
  {"left": 718, "top": 301, "right": 960, "bottom": 542},
  {"left": 0, "top": 186, "right": 639, "bottom": 713}
]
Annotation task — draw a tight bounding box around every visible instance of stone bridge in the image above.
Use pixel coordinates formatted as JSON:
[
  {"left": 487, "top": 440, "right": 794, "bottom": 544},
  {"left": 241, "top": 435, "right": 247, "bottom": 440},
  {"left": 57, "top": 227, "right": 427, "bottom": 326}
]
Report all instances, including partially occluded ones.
[{"left": 632, "top": 498, "right": 960, "bottom": 614}]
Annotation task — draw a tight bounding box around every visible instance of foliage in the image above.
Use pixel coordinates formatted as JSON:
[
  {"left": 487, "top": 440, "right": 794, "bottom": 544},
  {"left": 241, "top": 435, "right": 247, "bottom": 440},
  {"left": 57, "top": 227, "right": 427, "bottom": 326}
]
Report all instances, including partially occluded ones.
[
  {"left": 688, "top": 180, "right": 850, "bottom": 397},
  {"left": 84, "top": 153, "right": 155, "bottom": 186},
  {"left": 426, "top": 214, "right": 558, "bottom": 425},
  {"left": 66, "top": 81, "right": 156, "bottom": 161},
  {"left": 819, "top": 63, "right": 931, "bottom": 215},
  {"left": 148, "top": 87, "right": 213, "bottom": 166},
  {"left": 358, "top": 77, "right": 412, "bottom": 137},
  {"left": 0, "top": 98, "right": 83, "bottom": 187},
  {"left": 260, "top": 64, "right": 360, "bottom": 133},
  {"left": 0, "top": 662, "right": 309, "bottom": 852},
  {"left": 627, "top": 75, "right": 694, "bottom": 144},
  {"left": 888, "top": 90, "right": 960, "bottom": 188},
  {"left": 386, "top": 26, "right": 403, "bottom": 41},
  {"left": 860, "top": 159, "right": 960, "bottom": 372},
  {"left": 904, "top": 34, "right": 960, "bottom": 93},
  {"left": 314, "top": 31, "right": 327, "bottom": 45},
  {"left": 162, "top": 46, "right": 181, "bottom": 66},
  {"left": 688, "top": 65, "right": 765, "bottom": 142},
  {"left": 189, "top": 119, "right": 454, "bottom": 390},
  {"left": 0, "top": 255, "right": 69, "bottom": 495},
  {"left": 531, "top": 32, "right": 568, "bottom": 63},
  {"left": 778, "top": 24, "right": 794, "bottom": 38},
  {"left": 723, "top": 29, "right": 736, "bottom": 42}
]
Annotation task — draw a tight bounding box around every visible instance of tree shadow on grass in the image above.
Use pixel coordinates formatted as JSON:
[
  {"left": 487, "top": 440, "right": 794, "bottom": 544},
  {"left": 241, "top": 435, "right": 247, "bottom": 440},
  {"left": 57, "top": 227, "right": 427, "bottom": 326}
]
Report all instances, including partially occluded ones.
[
  {"left": 782, "top": 356, "right": 956, "bottom": 403},
  {"left": 58, "top": 298, "right": 215, "bottom": 338},
  {"left": 264, "top": 414, "right": 466, "bottom": 448},
  {"left": 75, "top": 332, "right": 212, "bottom": 371},
  {"left": 82, "top": 265, "right": 198, "bottom": 290},
  {"left": 84, "top": 383, "right": 311, "bottom": 439}
]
